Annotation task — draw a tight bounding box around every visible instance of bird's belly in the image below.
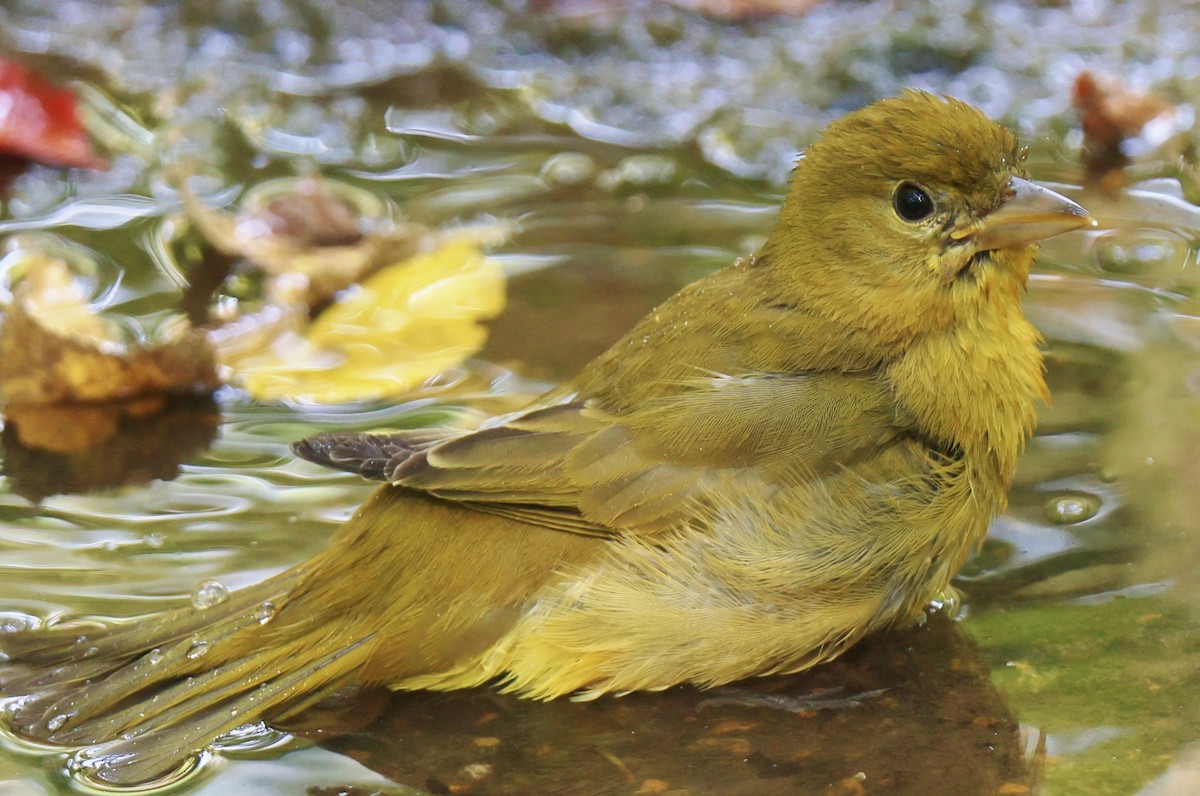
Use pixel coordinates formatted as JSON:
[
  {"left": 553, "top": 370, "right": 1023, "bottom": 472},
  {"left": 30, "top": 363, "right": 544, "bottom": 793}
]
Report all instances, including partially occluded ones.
[{"left": 399, "top": 472, "right": 992, "bottom": 699}]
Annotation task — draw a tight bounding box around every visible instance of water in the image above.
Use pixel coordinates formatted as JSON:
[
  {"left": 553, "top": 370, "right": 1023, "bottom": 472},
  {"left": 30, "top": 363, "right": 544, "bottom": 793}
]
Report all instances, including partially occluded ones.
[{"left": 0, "top": 1, "right": 1198, "bottom": 794}]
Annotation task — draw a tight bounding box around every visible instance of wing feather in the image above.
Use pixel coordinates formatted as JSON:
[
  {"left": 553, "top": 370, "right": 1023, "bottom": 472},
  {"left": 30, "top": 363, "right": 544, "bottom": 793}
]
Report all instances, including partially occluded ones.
[{"left": 293, "top": 372, "right": 915, "bottom": 538}]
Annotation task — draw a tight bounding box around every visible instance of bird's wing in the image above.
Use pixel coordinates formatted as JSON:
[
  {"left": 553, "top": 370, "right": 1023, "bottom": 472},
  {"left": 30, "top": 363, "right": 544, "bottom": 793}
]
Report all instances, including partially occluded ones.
[{"left": 293, "top": 371, "right": 912, "bottom": 538}]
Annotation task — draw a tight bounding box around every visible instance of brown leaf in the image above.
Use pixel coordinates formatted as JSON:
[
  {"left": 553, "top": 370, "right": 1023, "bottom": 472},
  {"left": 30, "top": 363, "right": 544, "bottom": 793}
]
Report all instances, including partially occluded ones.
[
  {"left": 0, "top": 250, "right": 218, "bottom": 405},
  {"left": 182, "top": 175, "right": 427, "bottom": 309},
  {"left": 1072, "top": 71, "right": 1181, "bottom": 190}
]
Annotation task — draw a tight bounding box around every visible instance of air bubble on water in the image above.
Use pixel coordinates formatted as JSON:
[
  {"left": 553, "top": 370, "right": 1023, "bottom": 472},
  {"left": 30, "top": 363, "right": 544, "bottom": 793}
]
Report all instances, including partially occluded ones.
[
  {"left": 1043, "top": 492, "right": 1101, "bottom": 525},
  {"left": 211, "top": 720, "right": 291, "bottom": 753},
  {"left": 192, "top": 579, "right": 231, "bottom": 609}
]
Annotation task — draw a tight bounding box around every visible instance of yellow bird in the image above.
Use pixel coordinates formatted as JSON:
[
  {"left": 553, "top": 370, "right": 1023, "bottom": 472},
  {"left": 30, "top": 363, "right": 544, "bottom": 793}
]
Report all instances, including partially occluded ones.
[{"left": 0, "top": 91, "right": 1092, "bottom": 786}]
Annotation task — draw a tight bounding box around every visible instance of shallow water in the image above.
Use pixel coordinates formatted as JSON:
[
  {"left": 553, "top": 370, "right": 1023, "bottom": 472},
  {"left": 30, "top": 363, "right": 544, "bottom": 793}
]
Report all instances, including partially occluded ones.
[{"left": 0, "top": 2, "right": 1199, "bottom": 794}]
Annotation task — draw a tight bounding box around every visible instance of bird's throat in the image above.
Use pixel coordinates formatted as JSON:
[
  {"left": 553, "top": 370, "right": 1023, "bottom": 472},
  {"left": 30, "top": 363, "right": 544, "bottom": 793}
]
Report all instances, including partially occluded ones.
[{"left": 886, "top": 299, "right": 1044, "bottom": 483}]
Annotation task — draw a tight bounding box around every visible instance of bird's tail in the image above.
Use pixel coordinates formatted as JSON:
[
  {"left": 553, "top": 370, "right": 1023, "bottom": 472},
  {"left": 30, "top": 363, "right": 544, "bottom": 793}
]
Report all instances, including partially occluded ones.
[
  {"left": 0, "top": 484, "right": 601, "bottom": 786},
  {"left": 0, "top": 564, "right": 376, "bottom": 787}
]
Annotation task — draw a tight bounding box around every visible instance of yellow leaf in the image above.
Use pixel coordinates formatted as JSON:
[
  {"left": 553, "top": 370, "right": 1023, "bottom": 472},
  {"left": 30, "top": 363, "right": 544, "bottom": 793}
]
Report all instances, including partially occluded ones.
[{"left": 225, "top": 239, "right": 506, "bottom": 403}]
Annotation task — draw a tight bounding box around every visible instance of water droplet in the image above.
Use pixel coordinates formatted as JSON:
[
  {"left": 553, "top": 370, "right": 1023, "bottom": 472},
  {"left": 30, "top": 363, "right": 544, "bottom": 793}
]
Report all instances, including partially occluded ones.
[
  {"left": 192, "top": 579, "right": 231, "bottom": 609},
  {"left": 186, "top": 641, "right": 210, "bottom": 660},
  {"left": 255, "top": 601, "right": 277, "bottom": 625},
  {"left": 145, "top": 648, "right": 165, "bottom": 666},
  {"left": 46, "top": 713, "right": 69, "bottom": 731},
  {"left": 144, "top": 533, "right": 165, "bottom": 549},
  {"left": 1043, "top": 492, "right": 1100, "bottom": 525}
]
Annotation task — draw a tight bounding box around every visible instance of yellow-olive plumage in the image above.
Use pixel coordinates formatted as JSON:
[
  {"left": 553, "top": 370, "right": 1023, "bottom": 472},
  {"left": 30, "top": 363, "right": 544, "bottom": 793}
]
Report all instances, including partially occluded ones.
[{"left": 0, "top": 91, "right": 1092, "bottom": 785}]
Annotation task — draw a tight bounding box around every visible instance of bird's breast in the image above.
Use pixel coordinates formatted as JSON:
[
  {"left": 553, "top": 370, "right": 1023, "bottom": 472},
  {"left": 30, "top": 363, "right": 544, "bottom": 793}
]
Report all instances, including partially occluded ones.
[{"left": 885, "top": 301, "right": 1044, "bottom": 486}]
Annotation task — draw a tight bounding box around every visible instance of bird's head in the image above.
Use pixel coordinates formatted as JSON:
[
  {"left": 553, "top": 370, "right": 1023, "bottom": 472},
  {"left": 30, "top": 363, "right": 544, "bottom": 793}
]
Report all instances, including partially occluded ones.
[{"left": 761, "top": 90, "right": 1093, "bottom": 344}]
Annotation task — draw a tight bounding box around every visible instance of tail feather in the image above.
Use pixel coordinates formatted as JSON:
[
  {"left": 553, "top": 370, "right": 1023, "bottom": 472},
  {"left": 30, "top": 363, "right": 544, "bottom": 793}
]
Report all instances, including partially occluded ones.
[
  {"left": 19, "top": 631, "right": 272, "bottom": 744},
  {"left": 64, "top": 635, "right": 377, "bottom": 787},
  {"left": 0, "top": 487, "right": 592, "bottom": 786},
  {"left": 0, "top": 567, "right": 304, "bottom": 678},
  {"left": 1, "top": 571, "right": 302, "bottom": 734},
  {"left": 49, "top": 630, "right": 367, "bottom": 746},
  {"left": 0, "top": 568, "right": 378, "bottom": 786}
]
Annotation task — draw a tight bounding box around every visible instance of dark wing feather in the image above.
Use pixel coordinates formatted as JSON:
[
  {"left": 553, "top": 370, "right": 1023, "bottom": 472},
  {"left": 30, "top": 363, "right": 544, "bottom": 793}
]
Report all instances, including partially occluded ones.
[
  {"left": 293, "top": 372, "right": 912, "bottom": 538},
  {"left": 291, "top": 427, "right": 454, "bottom": 481}
]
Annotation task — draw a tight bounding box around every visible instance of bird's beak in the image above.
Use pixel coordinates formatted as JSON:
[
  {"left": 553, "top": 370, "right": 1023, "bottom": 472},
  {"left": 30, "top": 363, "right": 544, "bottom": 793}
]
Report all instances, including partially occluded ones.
[{"left": 968, "top": 177, "right": 1095, "bottom": 252}]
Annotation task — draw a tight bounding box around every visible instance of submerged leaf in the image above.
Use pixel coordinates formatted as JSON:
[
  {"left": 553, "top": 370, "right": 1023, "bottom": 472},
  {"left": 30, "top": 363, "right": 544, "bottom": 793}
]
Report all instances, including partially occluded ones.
[
  {"left": 182, "top": 176, "right": 424, "bottom": 308},
  {"left": 244, "top": 179, "right": 366, "bottom": 248},
  {"left": 213, "top": 239, "right": 506, "bottom": 403}
]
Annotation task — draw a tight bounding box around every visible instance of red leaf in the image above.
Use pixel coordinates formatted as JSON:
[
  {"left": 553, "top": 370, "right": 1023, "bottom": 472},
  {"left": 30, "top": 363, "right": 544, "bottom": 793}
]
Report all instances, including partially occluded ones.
[{"left": 0, "top": 57, "right": 107, "bottom": 170}]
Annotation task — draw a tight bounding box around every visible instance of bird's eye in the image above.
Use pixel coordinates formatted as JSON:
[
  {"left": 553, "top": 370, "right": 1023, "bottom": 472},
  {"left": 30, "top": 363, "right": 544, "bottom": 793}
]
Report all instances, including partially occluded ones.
[{"left": 893, "top": 183, "right": 934, "bottom": 222}]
